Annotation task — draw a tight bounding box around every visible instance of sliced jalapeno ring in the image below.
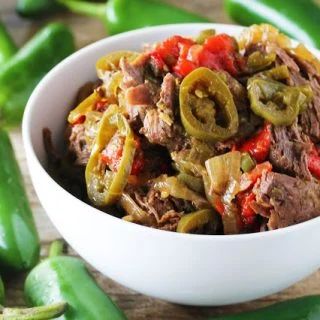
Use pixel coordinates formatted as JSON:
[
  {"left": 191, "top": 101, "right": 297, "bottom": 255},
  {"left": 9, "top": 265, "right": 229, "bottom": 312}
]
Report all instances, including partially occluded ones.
[
  {"left": 96, "top": 50, "right": 139, "bottom": 78},
  {"left": 177, "top": 209, "right": 216, "bottom": 233},
  {"left": 180, "top": 67, "right": 239, "bottom": 142},
  {"left": 68, "top": 91, "right": 101, "bottom": 124},
  {"left": 247, "top": 51, "right": 276, "bottom": 72},
  {"left": 85, "top": 106, "right": 136, "bottom": 206},
  {"left": 248, "top": 78, "right": 313, "bottom": 126}
]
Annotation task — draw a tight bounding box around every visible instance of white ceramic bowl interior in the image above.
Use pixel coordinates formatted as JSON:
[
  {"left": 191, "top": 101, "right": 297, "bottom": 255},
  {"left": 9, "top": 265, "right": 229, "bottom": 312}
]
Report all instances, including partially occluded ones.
[{"left": 23, "top": 23, "right": 320, "bottom": 306}]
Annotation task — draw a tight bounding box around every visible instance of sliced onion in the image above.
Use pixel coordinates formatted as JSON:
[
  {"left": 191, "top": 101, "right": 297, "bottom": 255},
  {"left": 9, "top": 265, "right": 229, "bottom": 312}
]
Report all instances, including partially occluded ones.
[{"left": 205, "top": 151, "right": 241, "bottom": 200}]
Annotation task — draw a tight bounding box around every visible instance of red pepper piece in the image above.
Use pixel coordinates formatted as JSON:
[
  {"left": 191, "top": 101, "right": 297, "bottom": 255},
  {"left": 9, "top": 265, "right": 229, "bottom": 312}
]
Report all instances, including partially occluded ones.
[
  {"left": 308, "top": 153, "right": 320, "bottom": 179},
  {"left": 204, "top": 34, "right": 238, "bottom": 54},
  {"left": 213, "top": 196, "right": 225, "bottom": 215},
  {"left": 155, "top": 35, "right": 194, "bottom": 66},
  {"left": 198, "top": 48, "right": 222, "bottom": 70},
  {"left": 221, "top": 52, "right": 239, "bottom": 76},
  {"left": 72, "top": 115, "right": 86, "bottom": 125},
  {"left": 95, "top": 100, "right": 108, "bottom": 112},
  {"left": 173, "top": 59, "right": 197, "bottom": 77},
  {"left": 239, "top": 124, "right": 272, "bottom": 162},
  {"left": 238, "top": 191, "right": 256, "bottom": 225},
  {"left": 101, "top": 134, "right": 145, "bottom": 175}
]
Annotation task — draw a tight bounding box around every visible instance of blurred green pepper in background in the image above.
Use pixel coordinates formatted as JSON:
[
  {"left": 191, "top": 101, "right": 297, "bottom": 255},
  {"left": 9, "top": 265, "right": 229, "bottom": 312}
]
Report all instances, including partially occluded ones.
[
  {"left": 0, "top": 21, "right": 17, "bottom": 66},
  {"left": 0, "top": 23, "right": 75, "bottom": 126},
  {"left": 16, "top": 0, "right": 62, "bottom": 17},
  {"left": 58, "top": 0, "right": 210, "bottom": 35},
  {"left": 225, "top": 0, "right": 320, "bottom": 49}
]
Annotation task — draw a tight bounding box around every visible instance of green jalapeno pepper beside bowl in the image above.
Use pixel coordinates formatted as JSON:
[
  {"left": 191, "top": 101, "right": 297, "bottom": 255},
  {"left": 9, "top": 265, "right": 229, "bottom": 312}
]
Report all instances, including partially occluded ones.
[
  {"left": 0, "top": 129, "right": 39, "bottom": 272},
  {"left": 25, "top": 241, "right": 127, "bottom": 320}
]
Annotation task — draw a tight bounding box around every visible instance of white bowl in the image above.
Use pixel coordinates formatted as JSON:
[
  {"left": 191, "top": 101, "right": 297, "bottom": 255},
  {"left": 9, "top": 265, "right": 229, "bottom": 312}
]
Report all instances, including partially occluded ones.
[{"left": 23, "top": 23, "right": 320, "bottom": 306}]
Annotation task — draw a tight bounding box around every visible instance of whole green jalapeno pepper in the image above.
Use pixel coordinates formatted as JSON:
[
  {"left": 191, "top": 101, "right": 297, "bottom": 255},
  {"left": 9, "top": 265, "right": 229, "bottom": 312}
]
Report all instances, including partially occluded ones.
[
  {"left": 16, "top": 0, "right": 62, "bottom": 18},
  {"left": 210, "top": 295, "right": 320, "bottom": 320},
  {"left": 58, "top": 0, "right": 209, "bottom": 35},
  {"left": 25, "top": 241, "right": 127, "bottom": 320},
  {"left": 224, "top": 0, "right": 320, "bottom": 49},
  {"left": 180, "top": 67, "right": 239, "bottom": 142},
  {"left": 0, "top": 21, "right": 17, "bottom": 66},
  {"left": 0, "top": 129, "right": 39, "bottom": 272},
  {"left": 0, "top": 23, "right": 75, "bottom": 127}
]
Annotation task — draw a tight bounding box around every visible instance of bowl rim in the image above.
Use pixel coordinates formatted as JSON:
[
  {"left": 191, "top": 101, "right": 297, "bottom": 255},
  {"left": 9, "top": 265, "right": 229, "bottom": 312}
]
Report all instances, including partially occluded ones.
[{"left": 22, "top": 22, "right": 320, "bottom": 241}]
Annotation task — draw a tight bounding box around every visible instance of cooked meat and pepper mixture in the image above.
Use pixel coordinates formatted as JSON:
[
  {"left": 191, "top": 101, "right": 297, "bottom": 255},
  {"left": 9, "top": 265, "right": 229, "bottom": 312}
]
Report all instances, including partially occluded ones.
[{"left": 45, "top": 24, "right": 320, "bottom": 235}]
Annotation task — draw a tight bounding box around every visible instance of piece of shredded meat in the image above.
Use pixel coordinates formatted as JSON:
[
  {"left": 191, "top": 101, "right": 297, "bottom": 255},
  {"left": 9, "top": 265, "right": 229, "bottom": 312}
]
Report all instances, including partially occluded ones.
[{"left": 68, "top": 124, "right": 91, "bottom": 166}]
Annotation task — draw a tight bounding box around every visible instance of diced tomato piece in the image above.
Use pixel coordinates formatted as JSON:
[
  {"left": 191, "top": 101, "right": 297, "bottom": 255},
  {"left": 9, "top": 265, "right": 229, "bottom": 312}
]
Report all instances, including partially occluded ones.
[
  {"left": 72, "top": 115, "right": 86, "bottom": 125},
  {"left": 239, "top": 124, "right": 272, "bottom": 163},
  {"left": 308, "top": 153, "right": 320, "bottom": 179},
  {"left": 186, "top": 44, "right": 203, "bottom": 64},
  {"left": 198, "top": 48, "right": 222, "bottom": 71},
  {"left": 220, "top": 52, "right": 238, "bottom": 76},
  {"left": 173, "top": 59, "right": 197, "bottom": 77},
  {"left": 213, "top": 196, "right": 224, "bottom": 215},
  {"left": 204, "top": 34, "right": 237, "bottom": 54},
  {"left": 179, "top": 42, "right": 194, "bottom": 60},
  {"left": 95, "top": 99, "right": 108, "bottom": 112},
  {"left": 154, "top": 33, "right": 241, "bottom": 78},
  {"left": 101, "top": 134, "right": 145, "bottom": 175},
  {"left": 237, "top": 190, "right": 257, "bottom": 226},
  {"left": 131, "top": 153, "right": 145, "bottom": 176},
  {"left": 150, "top": 52, "right": 165, "bottom": 71},
  {"left": 307, "top": 144, "right": 320, "bottom": 179},
  {"left": 238, "top": 192, "right": 255, "bottom": 216},
  {"left": 155, "top": 35, "right": 194, "bottom": 66}
]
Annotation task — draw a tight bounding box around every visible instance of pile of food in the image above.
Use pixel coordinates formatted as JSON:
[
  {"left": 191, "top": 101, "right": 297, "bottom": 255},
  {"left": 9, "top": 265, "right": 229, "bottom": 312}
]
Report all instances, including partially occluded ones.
[{"left": 47, "top": 24, "right": 320, "bottom": 235}]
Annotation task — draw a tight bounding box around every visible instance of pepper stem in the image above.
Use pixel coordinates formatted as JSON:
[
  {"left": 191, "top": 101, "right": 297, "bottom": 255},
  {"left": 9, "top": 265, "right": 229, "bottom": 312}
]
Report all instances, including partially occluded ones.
[
  {"left": 57, "top": 0, "right": 106, "bottom": 20},
  {"left": 49, "top": 240, "right": 65, "bottom": 258},
  {"left": 0, "top": 302, "right": 67, "bottom": 320}
]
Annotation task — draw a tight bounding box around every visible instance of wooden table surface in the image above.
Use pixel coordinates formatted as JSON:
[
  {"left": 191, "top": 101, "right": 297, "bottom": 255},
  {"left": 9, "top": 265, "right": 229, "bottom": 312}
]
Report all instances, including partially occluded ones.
[{"left": 1, "top": 0, "right": 320, "bottom": 319}]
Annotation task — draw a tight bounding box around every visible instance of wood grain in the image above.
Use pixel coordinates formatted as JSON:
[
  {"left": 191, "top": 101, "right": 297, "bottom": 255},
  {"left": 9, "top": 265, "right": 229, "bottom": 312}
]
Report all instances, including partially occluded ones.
[{"left": 1, "top": 0, "right": 320, "bottom": 319}]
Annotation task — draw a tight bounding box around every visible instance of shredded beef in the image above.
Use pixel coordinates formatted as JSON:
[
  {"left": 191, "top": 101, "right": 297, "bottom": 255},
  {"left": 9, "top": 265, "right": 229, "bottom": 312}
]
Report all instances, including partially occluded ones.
[
  {"left": 68, "top": 124, "right": 90, "bottom": 166},
  {"left": 125, "top": 84, "right": 153, "bottom": 125},
  {"left": 158, "top": 73, "right": 176, "bottom": 112},
  {"left": 275, "top": 47, "right": 300, "bottom": 72},
  {"left": 139, "top": 73, "right": 187, "bottom": 151},
  {"left": 254, "top": 172, "right": 320, "bottom": 229},
  {"left": 299, "top": 75, "right": 320, "bottom": 142},
  {"left": 43, "top": 128, "right": 87, "bottom": 200},
  {"left": 157, "top": 210, "right": 182, "bottom": 231},
  {"left": 276, "top": 48, "right": 320, "bottom": 142},
  {"left": 140, "top": 109, "right": 186, "bottom": 152},
  {"left": 270, "top": 122, "right": 312, "bottom": 180},
  {"left": 149, "top": 54, "right": 167, "bottom": 78},
  {"left": 133, "top": 188, "right": 194, "bottom": 231},
  {"left": 120, "top": 54, "right": 149, "bottom": 89},
  {"left": 224, "top": 72, "right": 248, "bottom": 111}
]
